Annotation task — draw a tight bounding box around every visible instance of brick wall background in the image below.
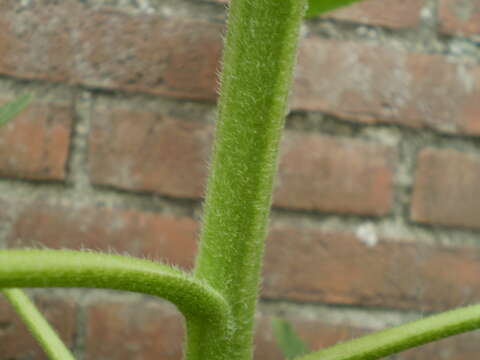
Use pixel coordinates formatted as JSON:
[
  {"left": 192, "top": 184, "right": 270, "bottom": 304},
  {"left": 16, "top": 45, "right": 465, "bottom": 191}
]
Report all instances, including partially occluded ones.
[{"left": 0, "top": 0, "right": 479, "bottom": 359}]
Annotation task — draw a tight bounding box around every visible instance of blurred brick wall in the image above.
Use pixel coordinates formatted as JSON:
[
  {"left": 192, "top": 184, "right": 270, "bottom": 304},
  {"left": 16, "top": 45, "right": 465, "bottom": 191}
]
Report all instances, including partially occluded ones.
[{"left": 0, "top": 0, "right": 480, "bottom": 359}]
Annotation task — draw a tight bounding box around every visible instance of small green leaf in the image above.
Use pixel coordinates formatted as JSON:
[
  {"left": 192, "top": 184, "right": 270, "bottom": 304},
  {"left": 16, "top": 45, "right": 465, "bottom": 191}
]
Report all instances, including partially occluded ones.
[
  {"left": 272, "top": 317, "right": 310, "bottom": 359},
  {"left": 306, "top": 0, "right": 364, "bottom": 18},
  {"left": 0, "top": 94, "right": 32, "bottom": 127}
]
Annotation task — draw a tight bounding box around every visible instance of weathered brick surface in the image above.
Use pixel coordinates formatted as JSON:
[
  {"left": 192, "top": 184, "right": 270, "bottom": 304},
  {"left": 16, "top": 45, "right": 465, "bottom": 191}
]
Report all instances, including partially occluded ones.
[
  {"left": 293, "top": 39, "right": 480, "bottom": 135},
  {"left": 2, "top": 2, "right": 479, "bottom": 137},
  {"left": 89, "top": 106, "right": 395, "bottom": 216},
  {"left": 212, "top": 0, "right": 425, "bottom": 29},
  {"left": 74, "top": 8, "right": 222, "bottom": 101},
  {"left": 0, "top": 1, "right": 223, "bottom": 101},
  {"left": 0, "top": 295, "right": 76, "bottom": 360},
  {"left": 89, "top": 107, "right": 213, "bottom": 199},
  {"left": 274, "top": 132, "right": 395, "bottom": 216},
  {"left": 322, "top": 0, "right": 425, "bottom": 28},
  {"left": 411, "top": 148, "right": 480, "bottom": 229},
  {"left": 7, "top": 202, "right": 198, "bottom": 269},
  {"left": 0, "top": 1, "right": 76, "bottom": 82},
  {"left": 439, "top": 0, "right": 480, "bottom": 37},
  {"left": 262, "top": 223, "right": 480, "bottom": 311},
  {"left": 254, "top": 315, "right": 366, "bottom": 360},
  {"left": 85, "top": 300, "right": 185, "bottom": 360},
  {"left": 0, "top": 100, "right": 72, "bottom": 180}
]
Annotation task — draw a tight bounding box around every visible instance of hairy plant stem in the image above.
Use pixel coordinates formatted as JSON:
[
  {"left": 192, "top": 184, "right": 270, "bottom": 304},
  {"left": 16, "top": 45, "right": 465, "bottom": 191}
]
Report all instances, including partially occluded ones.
[
  {"left": 297, "top": 303, "right": 480, "bottom": 360},
  {"left": 191, "top": 0, "right": 307, "bottom": 359},
  {"left": 0, "top": 249, "right": 232, "bottom": 359},
  {"left": 2, "top": 288, "right": 75, "bottom": 360}
]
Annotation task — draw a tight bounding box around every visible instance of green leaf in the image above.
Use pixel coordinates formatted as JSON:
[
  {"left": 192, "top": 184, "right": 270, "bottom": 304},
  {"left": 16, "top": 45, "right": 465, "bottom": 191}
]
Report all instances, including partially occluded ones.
[
  {"left": 272, "top": 317, "right": 310, "bottom": 359},
  {"left": 0, "top": 94, "right": 32, "bottom": 127},
  {"left": 306, "top": 0, "right": 364, "bottom": 18}
]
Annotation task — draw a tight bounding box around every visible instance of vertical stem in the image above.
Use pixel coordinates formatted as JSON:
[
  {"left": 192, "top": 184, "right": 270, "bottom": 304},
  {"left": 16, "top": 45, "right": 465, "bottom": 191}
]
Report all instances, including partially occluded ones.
[{"left": 191, "top": 1, "right": 307, "bottom": 359}]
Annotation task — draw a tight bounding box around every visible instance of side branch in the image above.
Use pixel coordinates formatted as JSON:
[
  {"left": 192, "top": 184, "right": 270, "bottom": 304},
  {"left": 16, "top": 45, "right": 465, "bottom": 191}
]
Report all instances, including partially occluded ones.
[
  {"left": 2, "top": 288, "right": 75, "bottom": 360},
  {"left": 296, "top": 303, "right": 480, "bottom": 360},
  {"left": 0, "top": 249, "right": 231, "bottom": 328}
]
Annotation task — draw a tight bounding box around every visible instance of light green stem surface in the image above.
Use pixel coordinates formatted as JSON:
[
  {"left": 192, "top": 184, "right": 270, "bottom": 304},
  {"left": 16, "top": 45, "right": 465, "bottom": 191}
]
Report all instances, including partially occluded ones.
[
  {"left": 297, "top": 303, "right": 480, "bottom": 360},
  {"left": 192, "top": 0, "right": 307, "bottom": 359},
  {"left": 2, "top": 288, "right": 76, "bottom": 360}
]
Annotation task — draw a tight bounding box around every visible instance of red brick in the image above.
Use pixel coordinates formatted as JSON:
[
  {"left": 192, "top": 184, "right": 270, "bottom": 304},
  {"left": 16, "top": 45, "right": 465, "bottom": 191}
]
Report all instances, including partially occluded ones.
[
  {"left": 85, "top": 300, "right": 184, "bottom": 360},
  {"left": 0, "top": 1, "right": 76, "bottom": 82},
  {"left": 439, "top": 0, "right": 480, "bottom": 37},
  {"left": 89, "top": 107, "right": 213, "bottom": 199},
  {"left": 3, "top": 1, "right": 479, "bottom": 138},
  {"left": 401, "top": 332, "right": 480, "bottom": 360},
  {"left": 212, "top": 0, "right": 425, "bottom": 29},
  {"left": 254, "top": 314, "right": 365, "bottom": 360},
  {"left": 274, "top": 133, "right": 395, "bottom": 216},
  {"left": 74, "top": 8, "right": 222, "bottom": 101},
  {"left": 0, "top": 295, "right": 76, "bottom": 360},
  {"left": 0, "top": 100, "right": 72, "bottom": 180},
  {"left": 263, "top": 224, "right": 480, "bottom": 311},
  {"left": 323, "top": 0, "right": 425, "bottom": 28},
  {"left": 7, "top": 201, "right": 198, "bottom": 269},
  {"left": 90, "top": 107, "right": 395, "bottom": 216},
  {"left": 0, "top": 1, "right": 223, "bottom": 101},
  {"left": 292, "top": 39, "right": 480, "bottom": 135},
  {"left": 6, "top": 1, "right": 478, "bottom": 137},
  {"left": 411, "top": 148, "right": 480, "bottom": 229}
]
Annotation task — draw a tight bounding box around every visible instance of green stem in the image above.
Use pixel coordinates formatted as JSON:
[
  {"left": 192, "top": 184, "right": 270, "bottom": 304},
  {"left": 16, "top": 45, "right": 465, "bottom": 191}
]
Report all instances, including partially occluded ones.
[
  {"left": 0, "top": 249, "right": 232, "bottom": 348},
  {"left": 192, "top": 0, "right": 307, "bottom": 359},
  {"left": 2, "top": 288, "right": 76, "bottom": 360},
  {"left": 297, "top": 304, "right": 480, "bottom": 360}
]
